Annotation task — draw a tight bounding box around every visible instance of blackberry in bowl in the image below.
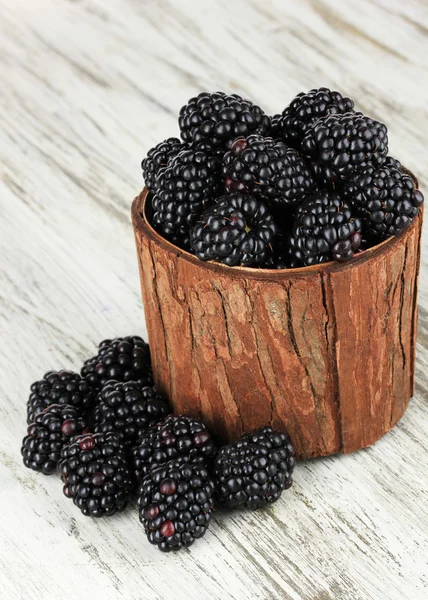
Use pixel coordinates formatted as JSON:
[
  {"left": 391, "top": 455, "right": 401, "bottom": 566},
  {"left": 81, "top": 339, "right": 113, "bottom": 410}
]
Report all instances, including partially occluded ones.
[{"left": 222, "top": 135, "right": 315, "bottom": 206}]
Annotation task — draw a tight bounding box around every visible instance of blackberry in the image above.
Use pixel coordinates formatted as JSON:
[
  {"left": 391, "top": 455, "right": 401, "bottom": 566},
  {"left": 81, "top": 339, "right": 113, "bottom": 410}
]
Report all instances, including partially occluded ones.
[
  {"left": 213, "top": 426, "right": 295, "bottom": 509},
  {"left": 222, "top": 135, "right": 315, "bottom": 206},
  {"left": 289, "top": 191, "right": 362, "bottom": 266},
  {"left": 93, "top": 381, "right": 170, "bottom": 446},
  {"left": 27, "top": 371, "right": 95, "bottom": 425},
  {"left": 21, "top": 404, "right": 87, "bottom": 475},
  {"left": 343, "top": 164, "right": 423, "bottom": 238},
  {"left": 152, "top": 148, "right": 219, "bottom": 240},
  {"left": 190, "top": 194, "right": 278, "bottom": 267},
  {"left": 278, "top": 87, "right": 355, "bottom": 148},
  {"left": 138, "top": 458, "right": 214, "bottom": 552},
  {"left": 59, "top": 433, "right": 133, "bottom": 517},
  {"left": 270, "top": 114, "right": 282, "bottom": 139},
  {"left": 141, "top": 138, "right": 183, "bottom": 192},
  {"left": 130, "top": 414, "right": 216, "bottom": 484},
  {"left": 382, "top": 156, "right": 402, "bottom": 171},
  {"left": 179, "top": 91, "right": 271, "bottom": 151},
  {"left": 301, "top": 112, "right": 388, "bottom": 184},
  {"left": 81, "top": 336, "right": 152, "bottom": 389}
]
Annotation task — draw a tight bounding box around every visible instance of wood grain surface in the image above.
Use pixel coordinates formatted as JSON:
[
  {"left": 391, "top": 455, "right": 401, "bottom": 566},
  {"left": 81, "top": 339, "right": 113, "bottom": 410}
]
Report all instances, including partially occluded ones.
[{"left": 1, "top": 0, "right": 428, "bottom": 599}]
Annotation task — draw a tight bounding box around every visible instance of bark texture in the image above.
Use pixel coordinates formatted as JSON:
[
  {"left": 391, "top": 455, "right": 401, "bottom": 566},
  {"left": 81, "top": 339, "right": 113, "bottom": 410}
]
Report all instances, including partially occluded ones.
[{"left": 132, "top": 189, "right": 422, "bottom": 458}]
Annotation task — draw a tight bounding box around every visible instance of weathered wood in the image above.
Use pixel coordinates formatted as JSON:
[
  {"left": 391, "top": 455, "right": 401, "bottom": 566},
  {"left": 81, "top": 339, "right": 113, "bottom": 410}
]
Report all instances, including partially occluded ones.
[{"left": 133, "top": 189, "right": 423, "bottom": 458}]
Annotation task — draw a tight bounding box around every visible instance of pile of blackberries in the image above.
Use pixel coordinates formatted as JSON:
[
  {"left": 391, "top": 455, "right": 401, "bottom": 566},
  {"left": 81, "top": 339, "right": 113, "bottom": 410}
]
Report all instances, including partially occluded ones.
[
  {"left": 142, "top": 88, "right": 423, "bottom": 268},
  {"left": 21, "top": 336, "right": 295, "bottom": 552}
]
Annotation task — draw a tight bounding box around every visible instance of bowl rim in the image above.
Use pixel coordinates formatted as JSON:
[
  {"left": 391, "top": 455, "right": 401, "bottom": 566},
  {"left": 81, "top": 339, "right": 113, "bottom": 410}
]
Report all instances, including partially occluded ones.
[{"left": 131, "top": 170, "right": 422, "bottom": 280}]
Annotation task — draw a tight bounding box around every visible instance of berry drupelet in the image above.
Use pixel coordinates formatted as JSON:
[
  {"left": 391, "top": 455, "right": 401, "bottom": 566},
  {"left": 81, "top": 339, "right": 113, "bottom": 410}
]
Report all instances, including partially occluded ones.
[
  {"left": 59, "top": 433, "right": 133, "bottom": 517},
  {"left": 27, "top": 370, "right": 96, "bottom": 425},
  {"left": 138, "top": 458, "right": 214, "bottom": 552},
  {"left": 190, "top": 193, "right": 278, "bottom": 267},
  {"left": 141, "top": 138, "right": 183, "bottom": 192},
  {"left": 152, "top": 148, "right": 219, "bottom": 242},
  {"left": 130, "top": 414, "right": 216, "bottom": 484},
  {"left": 289, "top": 192, "right": 362, "bottom": 266},
  {"left": 179, "top": 91, "right": 271, "bottom": 151},
  {"left": 93, "top": 381, "right": 170, "bottom": 446},
  {"left": 278, "top": 87, "right": 355, "bottom": 148},
  {"left": 213, "top": 426, "right": 295, "bottom": 509},
  {"left": 222, "top": 135, "right": 315, "bottom": 206},
  {"left": 21, "top": 404, "right": 87, "bottom": 475},
  {"left": 81, "top": 336, "right": 152, "bottom": 390},
  {"left": 343, "top": 163, "right": 424, "bottom": 239},
  {"left": 301, "top": 112, "right": 388, "bottom": 184}
]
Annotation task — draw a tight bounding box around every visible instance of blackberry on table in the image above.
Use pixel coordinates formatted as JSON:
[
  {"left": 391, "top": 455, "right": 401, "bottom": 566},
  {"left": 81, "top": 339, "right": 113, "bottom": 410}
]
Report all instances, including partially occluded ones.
[
  {"left": 59, "top": 433, "right": 133, "bottom": 517},
  {"left": 190, "top": 193, "right": 278, "bottom": 267},
  {"left": 141, "top": 138, "right": 183, "bottom": 192},
  {"left": 138, "top": 458, "right": 214, "bottom": 552},
  {"left": 179, "top": 91, "right": 271, "bottom": 151},
  {"left": 278, "top": 87, "right": 355, "bottom": 148},
  {"left": 289, "top": 191, "right": 362, "bottom": 266},
  {"left": 152, "top": 148, "right": 220, "bottom": 241},
  {"left": 21, "top": 404, "right": 87, "bottom": 475},
  {"left": 301, "top": 112, "right": 388, "bottom": 184},
  {"left": 213, "top": 426, "right": 295, "bottom": 509},
  {"left": 130, "top": 414, "right": 216, "bottom": 484},
  {"left": 222, "top": 135, "right": 315, "bottom": 206},
  {"left": 81, "top": 336, "right": 152, "bottom": 389},
  {"left": 93, "top": 381, "right": 170, "bottom": 446},
  {"left": 343, "top": 163, "right": 423, "bottom": 238},
  {"left": 27, "top": 370, "right": 95, "bottom": 424}
]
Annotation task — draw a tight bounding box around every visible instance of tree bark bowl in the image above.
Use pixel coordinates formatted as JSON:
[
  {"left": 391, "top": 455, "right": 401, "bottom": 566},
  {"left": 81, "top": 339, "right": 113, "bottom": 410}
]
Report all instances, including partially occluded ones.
[{"left": 132, "top": 184, "right": 423, "bottom": 459}]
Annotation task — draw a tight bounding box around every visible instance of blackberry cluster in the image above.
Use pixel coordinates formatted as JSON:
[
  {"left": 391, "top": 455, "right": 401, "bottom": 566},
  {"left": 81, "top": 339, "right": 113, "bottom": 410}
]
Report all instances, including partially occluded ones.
[
  {"left": 81, "top": 336, "right": 152, "bottom": 389},
  {"left": 222, "top": 135, "right": 315, "bottom": 205},
  {"left": 301, "top": 112, "right": 388, "bottom": 184},
  {"left": 278, "top": 87, "right": 355, "bottom": 148},
  {"left": 152, "top": 149, "right": 219, "bottom": 242},
  {"left": 130, "top": 414, "right": 216, "bottom": 483},
  {"left": 289, "top": 192, "right": 362, "bottom": 266},
  {"left": 179, "top": 91, "right": 271, "bottom": 151},
  {"left": 59, "top": 433, "right": 133, "bottom": 517},
  {"left": 21, "top": 404, "right": 87, "bottom": 475},
  {"left": 138, "top": 458, "right": 214, "bottom": 552},
  {"left": 213, "top": 427, "right": 295, "bottom": 509},
  {"left": 141, "top": 87, "right": 422, "bottom": 268},
  {"left": 27, "top": 370, "right": 95, "bottom": 424},
  {"left": 344, "top": 163, "right": 424, "bottom": 237},
  {"left": 141, "top": 138, "right": 183, "bottom": 192},
  {"left": 93, "top": 381, "right": 170, "bottom": 445},
  {"left": 191, "top": 194, "right": 278, "bottom": 266}
]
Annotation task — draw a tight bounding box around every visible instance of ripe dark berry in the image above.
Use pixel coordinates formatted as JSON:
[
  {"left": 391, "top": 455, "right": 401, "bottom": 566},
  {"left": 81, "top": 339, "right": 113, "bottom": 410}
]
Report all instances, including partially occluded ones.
[
  {"left": 21, "top": 404, "right": 87, "bottom": 475},
  {"left": 213, "top": 426, "right": 295, "bottom": 509},
  {"left": 141, "top": 138, "right": 183, "bottom": 192},
  {"left": 27, "top": 371, "right": 96, "bottom": 425},
  {"left": 152, "top": 149, "right": 220, "bottom": 241},
  {"left": 343, "top": 164, "right": 423, "bottom": 238},
  {"left": 289, "top": 191, "right": 362, "bottom": 266},
  {"left": 130, "top": 414, "right": 216, "bottom": 484},
  {"left": 179, "top": 91, "right": 271, "bottom": 151},
  {"left": 278, "top": 87, "right": 355, "bottom": 148},
  {"left": 59, "top": 433, "right": 133, "bottom": 517},
  {"left": 301, "top": 112, "right": 388, "bottom": 184},
  {"left": 93, "top": 381, "right": 170, "bottom": 446},
  {"left": 222, "top": 135, "right": 315, "bottom": 206},
  {"left": 138, "top": 458, "right": 214, "bottom": 552},
  {"left": 81, "top": 336, "right": 152, "bottom": 389},
  {"left": 191, "top": 193, "right": 278, "bottom": 267}
]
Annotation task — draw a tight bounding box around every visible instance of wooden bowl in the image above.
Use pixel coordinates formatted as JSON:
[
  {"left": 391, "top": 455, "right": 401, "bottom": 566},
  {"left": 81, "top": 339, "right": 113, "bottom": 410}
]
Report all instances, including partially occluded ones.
[{"left": 132, "top": 187, "right": 423, "bottom": 459}]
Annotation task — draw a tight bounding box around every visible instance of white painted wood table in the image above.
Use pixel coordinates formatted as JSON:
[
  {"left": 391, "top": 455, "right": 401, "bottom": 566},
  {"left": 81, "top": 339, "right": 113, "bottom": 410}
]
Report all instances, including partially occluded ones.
[{"left": 1, "top": 0, "right": 428, "bottom": 598}]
